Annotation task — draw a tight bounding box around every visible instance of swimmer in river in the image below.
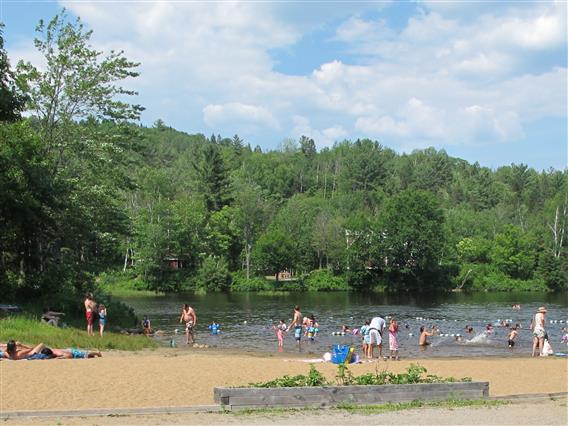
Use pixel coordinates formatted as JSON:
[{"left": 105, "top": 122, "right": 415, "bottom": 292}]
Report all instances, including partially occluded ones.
[
  {"left": 419, "top": 326, "right": 433, "bottom": 346},
  {"left": 507, "top": 326, "right": 518, "bottom": 348},
  {"left": 465, "top": 325, "right": 474, "bottom": 335}
]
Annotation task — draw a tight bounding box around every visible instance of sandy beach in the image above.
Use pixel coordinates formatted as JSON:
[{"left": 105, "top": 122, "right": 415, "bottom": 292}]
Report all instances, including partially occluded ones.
[{"left": 1, "top": 348, "right": 567, "bottom": 413}]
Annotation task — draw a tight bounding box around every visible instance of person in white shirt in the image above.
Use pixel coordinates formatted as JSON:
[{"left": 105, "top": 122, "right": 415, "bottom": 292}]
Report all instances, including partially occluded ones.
[
  {"left": 531, "top": 306, "right": 547, "bottom": 357},
  {"left": 368, "top": 316, "right": 386, "bottom": 359}
]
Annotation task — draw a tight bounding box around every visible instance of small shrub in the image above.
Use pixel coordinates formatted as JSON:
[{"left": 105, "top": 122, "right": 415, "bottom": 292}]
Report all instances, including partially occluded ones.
[
  {"left": 195, "top": 256, "right": 231, "bottom": 293},
  {"left": 230, "top": 271, "right": 271, "bottom": 292},
  {"left": 249, "top": 365, "right": 327, "bottom": 388},
  {"left": 303, "top": 269, "right": 350, "bottom": 292}
]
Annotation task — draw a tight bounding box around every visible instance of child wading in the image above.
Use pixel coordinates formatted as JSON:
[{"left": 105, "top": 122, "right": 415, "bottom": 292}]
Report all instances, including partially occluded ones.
[
  {"left": 389, "top": 318, "right": 399, "bottom": 360},
  {"left": 274, "top": 320, "right": 287, "bottom": 350}
]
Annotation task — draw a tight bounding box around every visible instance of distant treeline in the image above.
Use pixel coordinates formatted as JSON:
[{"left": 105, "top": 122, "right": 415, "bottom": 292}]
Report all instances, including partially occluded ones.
[{"left": 0, "top": 13, "right": 566, "bottom": 304}]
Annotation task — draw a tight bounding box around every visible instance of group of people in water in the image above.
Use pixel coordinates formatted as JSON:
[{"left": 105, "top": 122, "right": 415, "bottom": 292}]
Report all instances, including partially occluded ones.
[
  {"left": 140, "top": 302, "right": 566, "bottom": 361},
  {"left": 268, "top": 304, "right": 565, "bottom": 359}
]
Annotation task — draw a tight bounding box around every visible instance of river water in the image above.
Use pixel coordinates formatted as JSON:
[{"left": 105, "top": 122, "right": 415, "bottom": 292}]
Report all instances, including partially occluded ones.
[{"left": 115, "top": 291, "right": 568, "bottom": 358}]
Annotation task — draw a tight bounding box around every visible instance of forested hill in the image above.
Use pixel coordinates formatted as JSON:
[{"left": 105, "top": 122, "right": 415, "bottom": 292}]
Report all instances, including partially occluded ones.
[
  {"left": 1, "top": 13, "right": 567, "bottom": 303},
  {"left": 122, "top": 124, "right": 567, "bottom": 294}
]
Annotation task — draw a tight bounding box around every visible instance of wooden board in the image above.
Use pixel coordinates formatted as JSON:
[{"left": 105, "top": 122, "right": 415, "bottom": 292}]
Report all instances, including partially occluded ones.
[{"left": 214, "top": 382, "right": 489, "bottom": 409}]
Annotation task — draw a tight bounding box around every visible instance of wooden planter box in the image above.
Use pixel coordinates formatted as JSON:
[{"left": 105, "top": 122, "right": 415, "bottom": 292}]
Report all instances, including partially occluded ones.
[{"left": 214, "top": 382, "right": 489, "bottom": 410}]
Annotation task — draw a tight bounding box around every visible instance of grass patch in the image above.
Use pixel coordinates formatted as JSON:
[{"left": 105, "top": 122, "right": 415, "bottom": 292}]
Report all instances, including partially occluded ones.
[
  {"left": 230, "top": 399, "right": 507, "bottom": 416},
  {"left": 335, "top": 398, "right": 506, "bottom": 414},
  {"left": 0, "top": 315, "right": 158, "bottom": 351},
  {"left": 257, "top": 290, "right": 291, "bottom": 296},
  {"left": 97, "top": 272, "right": 164, "bottom": 297}
]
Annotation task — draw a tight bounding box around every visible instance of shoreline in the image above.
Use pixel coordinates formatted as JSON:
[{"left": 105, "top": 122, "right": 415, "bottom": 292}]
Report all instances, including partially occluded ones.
[{"left": 1, "top": 349, "right": 566, "bottom": 413}]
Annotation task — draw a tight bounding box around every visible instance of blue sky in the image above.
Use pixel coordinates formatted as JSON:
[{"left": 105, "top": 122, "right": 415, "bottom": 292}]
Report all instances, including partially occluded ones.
[{"left": 1, "top": 0, "right": 566, "bottom": 171}]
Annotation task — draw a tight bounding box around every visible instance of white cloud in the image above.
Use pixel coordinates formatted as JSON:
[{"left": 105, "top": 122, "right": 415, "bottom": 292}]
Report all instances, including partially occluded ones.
[
  {"left": 203, "top": 103, "right": 279, "bottom": 131},
  {"left": 6, "top": 0, "right": 564, "bottom": 165},
  {"left": 292, "top": 115, "right": 347, "bottom": 148}
]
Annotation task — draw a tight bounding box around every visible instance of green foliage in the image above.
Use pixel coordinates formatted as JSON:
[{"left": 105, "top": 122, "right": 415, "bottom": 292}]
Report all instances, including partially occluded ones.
[
  {"left": 536, "top": 253, "right": 568, "bottom": 291},
  {"left": 1, "top": 10, "right": 566, "bottom": 302},
  {"left": 96, "top": 271, "right": 162, "bottom": 297},
  {"left": 249, "top": 365, "right": 327, "bottom": 388},
  {"left": 490, "top": 225, "right": 537, "bottom": 279},
  {"left": 247, "top": 363, "right": 470, "bottom": 389},
  {"left": 457, "top": 237, "right": 491, "bottom": 263},
  {"left": 458, "top": 263, "right": 547, "bottom": 292},
  {"left": 0, "top": 24, "right": 26, "bottom": 121},
  {"left": 195, "top": 255, "right": 231, "bottom": 293},
  {"left": 0, "top": 316, "right": 157, "bottom": 351},
  {"left": 253, "top": 229, "right": 296, "bottom": 279},
  {"left": 376, "top": 190, "right": 447, "bottom": 290},
  {"left": 303, "top": 269, "right": 350, "bottom": 291},
  {"left": 339, "top": 363, "right": 472, "bottom": 386},
  {"left": 230, "top": 271, "right": 271, "bottom": 292}
]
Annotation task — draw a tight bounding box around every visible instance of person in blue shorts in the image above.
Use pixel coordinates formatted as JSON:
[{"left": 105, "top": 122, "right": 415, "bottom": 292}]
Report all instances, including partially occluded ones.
[
  {"left": 47, "top": 347, "right": 102, "bottom": 359},
  {"left": 287, "top": 305, "right": 303, "bottom": 350}
]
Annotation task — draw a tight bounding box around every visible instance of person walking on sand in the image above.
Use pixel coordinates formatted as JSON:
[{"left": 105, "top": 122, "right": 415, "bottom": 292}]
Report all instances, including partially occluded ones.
[
  {"left": 368, "top": 316, "right": 386, "bottom": 359},
  {"left": 531, "top": 306, "right": 547, "bottom": 357},
  {"left": 179, "top": 304, "right": 197, "bottom": 345},
  {"left": 287, "top": 305, "right": 303, "bottom": 350},
  {"left": 84, "top": 293, "right": 96, "bottom": 336}
]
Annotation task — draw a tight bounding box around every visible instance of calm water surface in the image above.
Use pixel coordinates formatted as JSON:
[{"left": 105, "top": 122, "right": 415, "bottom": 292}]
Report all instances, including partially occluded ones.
[{"left": 115, "top": 292, "right": 568, "bottom": 358}]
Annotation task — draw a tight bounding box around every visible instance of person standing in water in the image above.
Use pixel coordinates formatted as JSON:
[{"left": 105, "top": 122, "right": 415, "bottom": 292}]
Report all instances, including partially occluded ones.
[
  {"left": 287, "top": 305, "right": 303, "bottom": 350},
  {"left": 507, "top": 326, "right": 518, "bottom": 348},
  {"left": 179, "top": 304, "right": 197, "bottom": 345},
  {"left": 389, "top": 318, "right": 399, "bottom": 360},
  {"left": 274, "top": 319, "right": 287, "bottom": 350},
  {"left": 419, "top": 326, "right": 434, "bottom": 346},
  {"left": 368, "top": 316, "right": 386, "bottom": 359},
  {"left": 531, "top": 306, "right": 547, "bottom": 357}
]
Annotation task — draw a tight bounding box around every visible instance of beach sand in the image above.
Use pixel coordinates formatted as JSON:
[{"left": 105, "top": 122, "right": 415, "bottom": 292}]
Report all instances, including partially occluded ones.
[{"left": 1, "top": 349, "right": 567, "bottom": 412}]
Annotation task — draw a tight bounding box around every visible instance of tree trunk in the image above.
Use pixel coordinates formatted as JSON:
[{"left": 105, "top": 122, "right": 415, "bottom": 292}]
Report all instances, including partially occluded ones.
[
  {"left": 123, "top": 243, "right": 130, "bottom": 272},
  {"left": 245, "top": 243, "right": 252, "bottom": 279}
]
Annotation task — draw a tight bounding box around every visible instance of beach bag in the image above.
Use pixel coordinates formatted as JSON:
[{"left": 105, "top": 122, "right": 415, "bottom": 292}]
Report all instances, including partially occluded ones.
[
  {"left": 331, "top": 344, "right": 353, "bottom": 364},
  {"left": 542, "top": 340, "right": 554, "bottom": 356}
]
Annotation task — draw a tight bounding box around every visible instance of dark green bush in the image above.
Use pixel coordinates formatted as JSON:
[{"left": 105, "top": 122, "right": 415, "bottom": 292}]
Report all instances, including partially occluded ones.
[
  {"left": 303, "top": 269, "right": 350, "bottom": 291},
  {"left": 230, "top": 271, "right": 271, "bottom": 292}
]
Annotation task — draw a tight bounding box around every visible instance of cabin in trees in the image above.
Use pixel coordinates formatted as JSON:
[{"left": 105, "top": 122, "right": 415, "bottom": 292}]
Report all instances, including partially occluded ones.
[{"left": 165, "top": 256, "right": 183, "bottom": 269}]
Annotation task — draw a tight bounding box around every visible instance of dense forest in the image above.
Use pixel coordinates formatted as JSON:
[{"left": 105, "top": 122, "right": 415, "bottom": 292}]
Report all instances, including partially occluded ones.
[{"left": 1, "top": 13, "right": 567, "bottom": 306}]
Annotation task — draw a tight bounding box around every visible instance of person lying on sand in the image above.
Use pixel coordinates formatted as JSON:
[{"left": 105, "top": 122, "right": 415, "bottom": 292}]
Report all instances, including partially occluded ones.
[
  {"left": 3, "top": 340, "right": 46, "bottom": 360},
  {"left": 41, "top": 347, "right": 102, "bottom": 359}
]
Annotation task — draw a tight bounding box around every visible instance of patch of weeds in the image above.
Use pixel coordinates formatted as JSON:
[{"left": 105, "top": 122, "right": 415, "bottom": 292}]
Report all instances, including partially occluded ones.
[
  {"left": 248, "top": 364, "right": 327, "bottom": 388},
  {"left": 335, "top": 398, "right": 506, "bottom": 415}
]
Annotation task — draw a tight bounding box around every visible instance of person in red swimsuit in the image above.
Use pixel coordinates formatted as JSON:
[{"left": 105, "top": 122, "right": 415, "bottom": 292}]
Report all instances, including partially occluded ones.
[{"left": 84, "top": 293, "right": 96, "bottom": 336}]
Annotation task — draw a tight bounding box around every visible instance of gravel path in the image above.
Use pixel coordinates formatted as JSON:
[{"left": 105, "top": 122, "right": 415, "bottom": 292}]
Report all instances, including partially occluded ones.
[{"left": 4, "top": 398, "right": 567, "bottom": 425}]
